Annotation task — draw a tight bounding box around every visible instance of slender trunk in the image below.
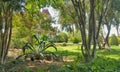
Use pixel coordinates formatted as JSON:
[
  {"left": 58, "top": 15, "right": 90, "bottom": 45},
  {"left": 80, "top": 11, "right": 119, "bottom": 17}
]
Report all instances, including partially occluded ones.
[
  {"left": 0, "top": 1, "right": 13, "bottom": 66},
  {"left": 102, "top": 23, "right": 111, "bottom": 49},
  {"left": 96, "top": 0, "right": 109, "bottom": 49},
  {"left": 72, "top": 0, "right": 96, "bottom": 62},
  {"left": 116, "top": 26, "right": 119, "bottom": 36}
]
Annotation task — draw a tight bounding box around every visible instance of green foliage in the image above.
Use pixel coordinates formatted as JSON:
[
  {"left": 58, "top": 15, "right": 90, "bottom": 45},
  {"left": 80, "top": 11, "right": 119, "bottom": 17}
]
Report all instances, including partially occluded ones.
[
  {"left": 68, "top": 31, "right": 81, "bottom": 43},
  {"left": 55, "top": 32, "right": 68, "bottom": 43},
  {"left": 90, "top": 56, "right": 120, "bottom": 72},
  {"left": 24, "top": 69, "right": 32, "bottom": 72},
  {"left": 48, "top": 56, "right": 120, "bottom": 72},
  {"left": 48, "top": 65, "right": 72, "bottom": 72},
  {"left": 110, "top": 34, "right": 119, "bottom": 46},
  {"left": 12, "top": 13, "right": 34, "bottom": 48},
  {"left": 12, "top": 25, "right": 31, "bottom": 48},
  {"left": 46, "top": 45, "right": 120, "bottom": 72},
  {"left": 12, "top": 38, "right": 26, "bottom": 48},
  {"left": 40, "top": 34, "right": 50, "bottom": 41},
  {"left": 72, "top": 36, "right": 81, "bottom": 44},
  {"left": 16, "top": 35, "right": 57, "bottom": 61},
  {"left": 117, "top": 36, "right": 120, "bottom": 44}
]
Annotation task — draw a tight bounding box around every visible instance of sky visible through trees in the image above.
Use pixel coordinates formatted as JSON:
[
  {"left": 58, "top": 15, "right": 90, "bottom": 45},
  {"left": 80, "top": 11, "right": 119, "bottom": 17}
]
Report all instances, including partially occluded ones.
[{"left": 46, "top": 6, "right": 118, "bottom": 36}]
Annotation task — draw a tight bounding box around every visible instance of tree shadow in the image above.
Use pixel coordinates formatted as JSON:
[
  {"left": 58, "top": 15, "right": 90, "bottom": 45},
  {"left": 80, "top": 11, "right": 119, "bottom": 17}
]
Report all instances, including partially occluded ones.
[{"left": 97, "top": 48, "right": 120, "bottom": 57}]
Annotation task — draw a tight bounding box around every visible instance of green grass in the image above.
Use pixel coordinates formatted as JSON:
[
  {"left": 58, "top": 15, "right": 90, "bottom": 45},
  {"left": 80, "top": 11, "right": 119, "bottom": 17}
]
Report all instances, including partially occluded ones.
[
  {"left": 47, "top": 45, "right": 120, "bottom": 59},
  {"left": 45, "top": 44, "right": 120, "bottom": 60},
  {"left": 47, "top": 45, "right": 120, "bottom": 72},
  {"left": 46, "top": 45, "right": 81, "bottom": 58},
  {"left": 25, "top": 45, "right": 120, "bottom": 71},
  {"left": 97, "top": 46, "right": 120, "bottom": 60}
]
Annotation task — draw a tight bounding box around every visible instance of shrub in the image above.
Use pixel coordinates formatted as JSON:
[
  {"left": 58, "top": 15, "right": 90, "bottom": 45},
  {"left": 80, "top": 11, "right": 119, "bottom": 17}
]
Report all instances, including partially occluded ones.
[
  {"left": 55, "top": 32, "right": 68, "bottom": 43},
  {"left": 16, "top": 35, "right": 58, "bottom": 61},
  {"left": 12, "top": 38, "right": 26, "bottom": 48},
  {"left": 72, "top": 36, "right": 81, "bottom": 44},
  {"left": 110, "top": 34, "right": 119, "bottom": 46},
  {"left": 117, "top": 36, "right": 120, "bottom": 44}
]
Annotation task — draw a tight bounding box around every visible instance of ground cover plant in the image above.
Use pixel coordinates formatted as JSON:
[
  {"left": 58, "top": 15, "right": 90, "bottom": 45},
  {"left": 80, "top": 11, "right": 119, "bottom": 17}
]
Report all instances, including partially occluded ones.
[{"left": 5, "top": 44, "right": 120, "bottom": 72}]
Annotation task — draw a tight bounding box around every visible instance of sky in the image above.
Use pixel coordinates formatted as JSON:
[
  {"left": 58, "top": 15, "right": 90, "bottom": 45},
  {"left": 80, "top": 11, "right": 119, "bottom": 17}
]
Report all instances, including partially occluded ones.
[{"left": 103, "top": 25, "right": 118, "bottom": 36}]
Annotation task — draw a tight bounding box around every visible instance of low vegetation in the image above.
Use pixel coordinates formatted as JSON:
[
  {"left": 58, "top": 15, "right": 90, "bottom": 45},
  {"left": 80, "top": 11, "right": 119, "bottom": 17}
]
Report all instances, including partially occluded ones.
[
  {"left": 16, "top": 35, "right": 59, "bottom": 62},
  {"left": 5, "top": 44, "right": 120, "bottom": 71}
]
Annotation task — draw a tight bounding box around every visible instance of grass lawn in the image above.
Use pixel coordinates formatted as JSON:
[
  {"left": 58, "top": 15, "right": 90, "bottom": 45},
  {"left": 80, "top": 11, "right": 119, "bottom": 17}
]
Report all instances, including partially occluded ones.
[
  {"left": 47, "top": 45, "right": 120, "bottom": 72},
  {"left": 98, "top": 46, "right": 120, "bottom": 60},
  {"left": 46, "top": 44, "right": 81, "bottom": 59},
  {"left": 47, "top": 45, "right": 120, "bottom": 60}
]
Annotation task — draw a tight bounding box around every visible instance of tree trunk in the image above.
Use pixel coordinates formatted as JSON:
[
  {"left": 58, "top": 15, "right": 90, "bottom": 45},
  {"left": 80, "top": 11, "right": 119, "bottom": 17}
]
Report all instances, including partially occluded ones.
[
  {"left": 0, "top": 2, "right": 13, "bottom": 71},
  {"left": 116, "top": 26, "right": 119, "bottom": 36},
  {"left": 102, "top": 23, "right": 111, "bottom": 49}
]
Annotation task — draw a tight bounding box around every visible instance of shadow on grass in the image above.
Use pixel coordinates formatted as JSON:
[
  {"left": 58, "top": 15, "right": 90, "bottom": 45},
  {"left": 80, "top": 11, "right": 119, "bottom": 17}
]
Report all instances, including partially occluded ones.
[
  {"left": 98, "top": 48, "right": 120, "bottom": 56},
  {"left": 48, "top": 56, "right": 120, "bottom": 72}
]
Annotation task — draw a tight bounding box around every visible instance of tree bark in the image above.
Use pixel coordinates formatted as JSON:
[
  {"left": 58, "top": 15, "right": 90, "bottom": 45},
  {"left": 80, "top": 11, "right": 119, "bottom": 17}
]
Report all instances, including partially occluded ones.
[{"left": 102, "top": 23, "right": 111, "bottom": 49}]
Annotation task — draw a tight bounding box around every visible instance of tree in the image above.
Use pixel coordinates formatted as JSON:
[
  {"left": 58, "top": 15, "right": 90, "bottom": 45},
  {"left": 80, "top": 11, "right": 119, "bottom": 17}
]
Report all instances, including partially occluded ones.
[
  {"left": 71, "top": 0, "right": 95, "bottom": 62},
  {"left": 71, "top": 0, "right": 110, "bottom": 62},
  {"left": 101, "top": 0, "right": 119, "bottom": 49},
  {"left": 111, "top": 0, "right": 120, "bottom": 36},
  {"left": 58, "top": 1, "right": 78, "bottom": 36},
  {"left": 95, "top": 0, "right": 109, "bottom": 49},
  {"left": 0, "top": 0, "right": 23, "bottom": 71}
]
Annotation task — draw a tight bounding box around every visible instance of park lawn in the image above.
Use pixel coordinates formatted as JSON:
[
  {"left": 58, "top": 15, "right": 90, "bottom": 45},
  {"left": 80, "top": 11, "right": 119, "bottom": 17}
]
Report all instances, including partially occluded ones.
[
  {"left": 97, "top": 46, "right": 120, "bottom": 60},
  {"left": 46, "top": 45, "right": 120, "bottom": 72},
  {"left": 47, "top": 45, "right": 120, "bottom": 60},
  {"left": 46, "top": 44, "right": 81, "bottom": 58}
]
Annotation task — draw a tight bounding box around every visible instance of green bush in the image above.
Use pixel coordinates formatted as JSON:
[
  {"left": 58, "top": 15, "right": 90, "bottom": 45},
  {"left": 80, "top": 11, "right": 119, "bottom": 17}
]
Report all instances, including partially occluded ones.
[
  {"left": 55, "top": 32, "right": 68, "bottom": 43},
  {"left": 12, "top": 38, "right": 26, "bottom": 48},
  {"left": 110, "top": 34, "right": 119, "bottom": 46},
  {"left": 72, "top": 36, "right": 81, "bottom": 44},
  {"left": 117, "top": 36, "right": 120, "bottom": 44}
]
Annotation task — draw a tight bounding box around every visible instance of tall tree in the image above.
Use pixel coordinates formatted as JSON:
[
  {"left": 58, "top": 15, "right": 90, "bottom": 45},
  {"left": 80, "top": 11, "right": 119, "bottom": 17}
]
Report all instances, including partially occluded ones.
[
  {"left": 0, "top": 0, "right": 23, "bottom": 71},
  {"left": 71, "top": 0, "right": 96, "bottom": 62},
  {"left": 101, "top": 0, "right": 119, "bottom": 49},
  {"left": 95, "top": 0, "right": 109, "bottom": 49},
  {"left": 71, "top": 0, "right": 109, "bottom": 62},
  {"left": 58, "top": 1, "right": 78, "bottom": 34},
  {"left": 102, "top": 2, "right": 113, "bottom": 49}
]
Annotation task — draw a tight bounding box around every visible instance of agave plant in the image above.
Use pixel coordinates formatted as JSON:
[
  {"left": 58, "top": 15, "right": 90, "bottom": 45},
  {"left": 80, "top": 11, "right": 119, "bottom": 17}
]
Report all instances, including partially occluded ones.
[{"left": 16, "top": 35, "right": 57, "bottom": 61}]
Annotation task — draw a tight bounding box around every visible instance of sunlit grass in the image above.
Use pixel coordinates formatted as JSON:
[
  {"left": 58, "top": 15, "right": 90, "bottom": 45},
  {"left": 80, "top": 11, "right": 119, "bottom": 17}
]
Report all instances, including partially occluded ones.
[
  {"left": 46, "top": 45, "right": 120, "bottom": 71},
  {"left": 46, "top": 44, "right": 81, "bottom": 58},
  {"left": 46, "top": 44, "right": 120, "bottom": 61},
  {"left": 97, "top": 46, "right": 120, "bottom": 60}
]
